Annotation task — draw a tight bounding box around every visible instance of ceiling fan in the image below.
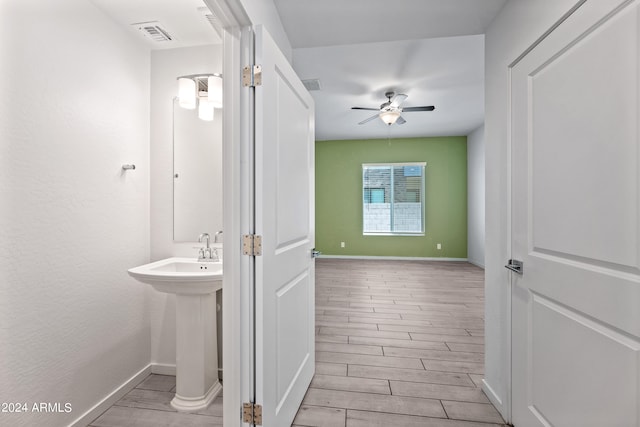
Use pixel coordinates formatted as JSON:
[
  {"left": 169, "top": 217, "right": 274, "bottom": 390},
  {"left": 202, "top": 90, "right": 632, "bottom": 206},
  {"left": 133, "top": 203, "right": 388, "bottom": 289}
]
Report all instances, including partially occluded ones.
[{"left": 351, "top": 91, "right": 435, "bottom": 126}]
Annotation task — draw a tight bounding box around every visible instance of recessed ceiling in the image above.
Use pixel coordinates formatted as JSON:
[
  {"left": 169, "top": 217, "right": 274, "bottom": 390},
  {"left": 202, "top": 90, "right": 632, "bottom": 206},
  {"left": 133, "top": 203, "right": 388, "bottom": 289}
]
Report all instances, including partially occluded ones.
[{"left": 89, "top": 0, "right": 221, "bottom": 49}]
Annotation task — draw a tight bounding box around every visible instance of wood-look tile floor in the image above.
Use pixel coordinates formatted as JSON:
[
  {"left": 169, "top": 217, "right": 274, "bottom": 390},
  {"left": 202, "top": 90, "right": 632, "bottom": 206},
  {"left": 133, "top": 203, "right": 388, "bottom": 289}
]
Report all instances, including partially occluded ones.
[
  {"left": 90, "top": 259, "right": 504, "bottom": 427},
  {"left": 293, "top": 259, "right": 506, "bottom": 427},
  {"left": 89, "top": 375, "right": 223, "bottom": 426}
]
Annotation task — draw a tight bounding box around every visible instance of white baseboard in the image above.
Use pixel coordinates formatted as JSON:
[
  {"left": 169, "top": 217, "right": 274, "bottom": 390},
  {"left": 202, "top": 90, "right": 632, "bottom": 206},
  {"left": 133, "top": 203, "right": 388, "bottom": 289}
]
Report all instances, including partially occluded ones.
[
  {"left": 482, "top": 378, "right": 505, "bottom": 417},
  {"left": 468, "top": 258, "right": 485, "bottom": 269},
  {"left": 151, "top": 363, "right": 176, "bottom": 376},
  {"left": 150, "top": 364, "right": 221, "bottom": 377},
  {"left": 318, "top": 254, "right": 468, "bottom": 262},
  {"left": 68, "top": 364, "right": 151, "bottom": 427}
]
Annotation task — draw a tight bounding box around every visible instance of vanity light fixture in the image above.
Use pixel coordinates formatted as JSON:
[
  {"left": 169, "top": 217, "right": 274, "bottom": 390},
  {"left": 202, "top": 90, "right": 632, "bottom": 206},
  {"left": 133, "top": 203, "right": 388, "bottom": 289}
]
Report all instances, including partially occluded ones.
[{"left": 176, "top": 73, "right": 222, "bottom": 121}]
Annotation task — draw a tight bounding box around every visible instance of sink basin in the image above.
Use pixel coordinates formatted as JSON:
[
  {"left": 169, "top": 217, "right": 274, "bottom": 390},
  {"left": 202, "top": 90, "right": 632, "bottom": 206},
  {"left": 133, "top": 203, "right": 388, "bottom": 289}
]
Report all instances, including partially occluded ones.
[{"left": 128, "top": 257, "right": 222, "bottom": 295}]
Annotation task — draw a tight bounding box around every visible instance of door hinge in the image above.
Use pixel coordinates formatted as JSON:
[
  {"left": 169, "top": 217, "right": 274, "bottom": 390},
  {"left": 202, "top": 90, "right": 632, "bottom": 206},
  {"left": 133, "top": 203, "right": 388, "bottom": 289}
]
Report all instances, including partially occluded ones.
[
  {"left": 242, "top": 402, "right": 262, "bottom": 425},
  {"left": 242, "top": 234, "right": 262, "bottom": 256},
  {"left": 242, "top": 64, "right": 262, "bottom": 87}
]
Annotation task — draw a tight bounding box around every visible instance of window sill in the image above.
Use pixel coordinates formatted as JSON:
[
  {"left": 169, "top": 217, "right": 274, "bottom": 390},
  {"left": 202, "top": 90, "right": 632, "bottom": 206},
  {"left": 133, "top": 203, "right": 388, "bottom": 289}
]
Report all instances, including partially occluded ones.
[{"left": 363, "top": 232, "right": 425, "bottom": 237}]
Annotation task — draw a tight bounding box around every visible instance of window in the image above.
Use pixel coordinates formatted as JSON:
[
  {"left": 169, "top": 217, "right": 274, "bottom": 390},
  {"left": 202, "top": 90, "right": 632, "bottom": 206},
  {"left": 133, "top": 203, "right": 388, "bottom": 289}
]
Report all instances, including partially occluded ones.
[
  {"left": 363, "top": 188, "right": 385, "bottom": 203},
  {"left": 362, "top": 162, "right": 425, "bottom": 235}
]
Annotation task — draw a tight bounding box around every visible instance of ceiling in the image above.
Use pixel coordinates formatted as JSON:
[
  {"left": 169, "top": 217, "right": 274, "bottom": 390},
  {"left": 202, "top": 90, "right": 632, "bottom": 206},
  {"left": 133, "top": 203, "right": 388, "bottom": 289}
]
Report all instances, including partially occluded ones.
[
  {"left": 91, "top": 0, "right": 507, "bottom": 140},
  {"left": 273, "top": 0, "right": 506, "bottom": 49},
  {"left": 273, "top": 0, "right": 506, "bottom": 140},
  {"left": 90, "top": 0, "right": 221, "bottom": 49},
  {"left": 293, "top": 35, "right": 485, "bottom": 141}
]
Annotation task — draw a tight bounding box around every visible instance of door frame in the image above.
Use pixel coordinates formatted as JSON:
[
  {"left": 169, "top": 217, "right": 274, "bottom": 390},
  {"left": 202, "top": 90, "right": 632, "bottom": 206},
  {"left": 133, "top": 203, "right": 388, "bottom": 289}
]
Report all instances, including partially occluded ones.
[
  {"left": 504, "top": 1, "right": 588, "bottom": 424},
  {"left": 204, "top": 2, "right": 596, "bottom": 426},
  {"left": 204, "top": 1, "right": 253, "bottom": 426}
]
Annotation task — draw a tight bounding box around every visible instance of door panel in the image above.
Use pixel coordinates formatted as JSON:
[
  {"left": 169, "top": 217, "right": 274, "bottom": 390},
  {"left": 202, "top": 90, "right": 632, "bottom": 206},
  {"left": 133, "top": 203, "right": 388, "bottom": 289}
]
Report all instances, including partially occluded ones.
[
  {"left": 275, "top": 272, "right": 311, "bottom": 403},
  {"left": 511, "top": 1, "right": 640, "bottom": 426},
  {"left": 529, "top": 2, "right": 638, "bottom": 268},
  {"left": 529, "top": 295, "right": 639, "bottom": 426},
  {"left": 254, "top": 25, "right": 315, "bottom": 426}
]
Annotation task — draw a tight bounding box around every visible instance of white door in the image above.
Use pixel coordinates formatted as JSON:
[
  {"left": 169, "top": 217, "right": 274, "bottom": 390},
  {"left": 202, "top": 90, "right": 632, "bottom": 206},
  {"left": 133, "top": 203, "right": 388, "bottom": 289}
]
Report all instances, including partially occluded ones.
[
  {"left": 253, "top": 25, "right": 316, "bottom": 426},
  {"left": 510, "top": 1, "right": 640, "bottom": 426}
]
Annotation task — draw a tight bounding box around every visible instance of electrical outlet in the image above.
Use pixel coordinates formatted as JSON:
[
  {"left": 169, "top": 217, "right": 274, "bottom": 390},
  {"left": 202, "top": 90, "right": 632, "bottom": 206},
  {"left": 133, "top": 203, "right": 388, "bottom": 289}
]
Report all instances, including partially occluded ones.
[
  {"left": 437, "top": 243, "right": 442, "bottom": 250},
  {"left": 340, "top": 242, "right": 345, "bottom": 248}
]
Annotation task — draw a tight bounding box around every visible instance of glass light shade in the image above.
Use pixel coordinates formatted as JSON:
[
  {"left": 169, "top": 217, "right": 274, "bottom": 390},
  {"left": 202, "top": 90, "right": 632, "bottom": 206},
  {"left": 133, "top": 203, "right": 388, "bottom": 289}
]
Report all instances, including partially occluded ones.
[
  {"left": 198, "top": 98, "right": 215, "bottom": 121},
  {"left": 178, "top": 78, "right": 197, "bottom": 109},
  {"left": 380, "top": 110, "right": 401, "bottom": 125},
  {"left": 208, "top": 75, "right": 223, "bottom": 108}
]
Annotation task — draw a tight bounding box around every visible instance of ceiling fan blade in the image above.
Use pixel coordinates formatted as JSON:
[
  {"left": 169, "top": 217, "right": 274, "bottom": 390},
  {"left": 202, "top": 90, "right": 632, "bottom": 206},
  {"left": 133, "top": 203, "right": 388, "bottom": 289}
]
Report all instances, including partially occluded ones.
[
  {"left": 351, "top": 107, "right": 380, "bottom": 111},
  {"left": 358, "top": 114, "right": 380, "bottom": 125},
  {"left": 396, "top": 115, "right": 406, "bottom": 125},
  {"left": 402, "top": 105, "right": 435, "bottom": 112},
  {"left": 390, "top": 94, "right": 408, "bottom": 108}
]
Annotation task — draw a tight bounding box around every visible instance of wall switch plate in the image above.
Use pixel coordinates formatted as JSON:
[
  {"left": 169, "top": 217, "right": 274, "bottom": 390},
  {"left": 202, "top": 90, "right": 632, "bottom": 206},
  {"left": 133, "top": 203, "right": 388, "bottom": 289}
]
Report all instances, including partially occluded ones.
[
  {"left": 340, "top": 242, "right": 345, "bottom": 248},
  {"left": 437, "top": 243, "right": 442, "bottom": 250}
]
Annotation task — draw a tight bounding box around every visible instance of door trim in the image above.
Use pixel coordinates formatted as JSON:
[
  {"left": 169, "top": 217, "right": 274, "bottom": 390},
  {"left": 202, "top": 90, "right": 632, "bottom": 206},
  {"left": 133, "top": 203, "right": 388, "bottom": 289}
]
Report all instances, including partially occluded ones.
[
  {"left": 203, "top": 1, "right": 252, "bottom": 426},
  {"left": 508, "top": 0, "right": 588, "bottom": 68}
]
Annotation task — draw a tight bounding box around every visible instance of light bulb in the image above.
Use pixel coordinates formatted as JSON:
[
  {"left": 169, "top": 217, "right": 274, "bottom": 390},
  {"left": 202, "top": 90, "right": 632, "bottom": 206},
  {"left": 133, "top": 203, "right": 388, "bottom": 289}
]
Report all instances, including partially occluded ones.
[
  {"left": 198, "top": 98, "right": 215, "bottom": 121},
  {"left": 208, "top": 75, "right": 223, "bottom": 108},
  {"left": 178, "top": 78, "right": 196, "bottom": 109}
]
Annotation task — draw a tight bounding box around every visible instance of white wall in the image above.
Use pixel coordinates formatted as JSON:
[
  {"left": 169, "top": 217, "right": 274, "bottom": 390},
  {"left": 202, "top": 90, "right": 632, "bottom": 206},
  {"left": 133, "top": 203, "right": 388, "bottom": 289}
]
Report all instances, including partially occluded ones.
[
  {"left": 467, "top": 125, "right": 485, "bottom": 268},
  {"left": 239, "top": 0, "right": 292, "bottom": 61},
  {"left": 484, "top": 0, "right": 581, "bottom": 419},
  {"left": 150, "top": 45, "right": 223, "bottom": 368},
  {"left": 0, "top": 1, "right": 150, "bottom": 426}
]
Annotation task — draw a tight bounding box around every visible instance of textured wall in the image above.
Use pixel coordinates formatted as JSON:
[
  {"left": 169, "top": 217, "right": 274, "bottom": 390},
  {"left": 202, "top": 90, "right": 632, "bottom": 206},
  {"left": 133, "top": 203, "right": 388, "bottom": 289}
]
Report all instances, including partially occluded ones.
[
  {"left": 0, "top": 0, "right": 151, "bottom": 426},
  {"left": 467, "top": 125, "right": 485, "bottom": 268},
  {"left": 315, "top": 137, "right": 467, "bottom": 258},
  {"left": 150, "top": 45, "right": 222, "bottom": 368}
]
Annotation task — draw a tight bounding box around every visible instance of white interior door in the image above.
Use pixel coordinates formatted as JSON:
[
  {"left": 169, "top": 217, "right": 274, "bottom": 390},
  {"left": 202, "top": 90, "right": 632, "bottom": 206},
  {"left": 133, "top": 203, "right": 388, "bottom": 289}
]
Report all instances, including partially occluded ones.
[
  {"left": 253, "top": 25, "right": 316, "bottom": 427},
  {"left": 510, "top": 1, "right": 640, "bottom": 426}
]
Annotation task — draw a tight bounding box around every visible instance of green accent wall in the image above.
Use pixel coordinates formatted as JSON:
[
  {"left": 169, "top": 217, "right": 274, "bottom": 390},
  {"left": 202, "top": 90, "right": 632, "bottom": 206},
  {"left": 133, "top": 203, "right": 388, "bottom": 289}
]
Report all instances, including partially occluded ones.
[{"left": 316, "top": 136, "right": 467, "bottom": 258}]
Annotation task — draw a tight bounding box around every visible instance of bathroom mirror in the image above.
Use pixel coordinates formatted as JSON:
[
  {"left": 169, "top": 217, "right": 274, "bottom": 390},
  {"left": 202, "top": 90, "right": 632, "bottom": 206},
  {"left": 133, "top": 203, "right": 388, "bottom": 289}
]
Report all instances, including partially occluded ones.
[{"left": 173, "top": 97, "right": 223, "bottom": 241}]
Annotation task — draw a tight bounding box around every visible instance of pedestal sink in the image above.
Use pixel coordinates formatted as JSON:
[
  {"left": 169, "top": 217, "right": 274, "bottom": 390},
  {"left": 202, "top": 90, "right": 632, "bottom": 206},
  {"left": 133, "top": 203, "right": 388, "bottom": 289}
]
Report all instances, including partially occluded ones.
[{"left": 128, "top": 257, "right": 222, "bottom": 412}]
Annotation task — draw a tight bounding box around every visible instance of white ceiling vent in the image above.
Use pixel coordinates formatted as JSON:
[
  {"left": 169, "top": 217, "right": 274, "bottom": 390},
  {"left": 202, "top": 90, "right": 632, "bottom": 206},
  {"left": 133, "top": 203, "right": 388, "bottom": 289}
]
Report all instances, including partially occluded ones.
[
  {"left": 131, "top": 21, "right": 173, "bottom": 43},
  {"left": 302, "top": 79, "right": 322, "bottom": 91},
  {"left": 197, "top": 6, "right": 222, "bottom": 38}
]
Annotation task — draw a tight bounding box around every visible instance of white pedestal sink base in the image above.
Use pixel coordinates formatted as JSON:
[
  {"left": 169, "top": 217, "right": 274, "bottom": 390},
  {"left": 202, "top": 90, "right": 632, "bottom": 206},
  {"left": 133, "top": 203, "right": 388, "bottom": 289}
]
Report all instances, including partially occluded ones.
[
  {"left": 172, "top": 291, "right": 222, "bottom": 413},
  {"left": 171, "top": 381, "right": 222, "bottom": 412}
]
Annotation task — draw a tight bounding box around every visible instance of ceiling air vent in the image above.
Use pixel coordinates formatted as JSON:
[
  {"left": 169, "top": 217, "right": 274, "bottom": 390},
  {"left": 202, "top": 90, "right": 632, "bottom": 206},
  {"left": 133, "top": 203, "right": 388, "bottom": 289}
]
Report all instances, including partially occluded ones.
[
  {"left": 131, "top": 21, "right": 173, "bottom": 43},
  {"left": 197, "top": 6, "right": 222, "bottom": 38},
  {"left": 302, "top": 79, "right": 322, "bottom": 91}
]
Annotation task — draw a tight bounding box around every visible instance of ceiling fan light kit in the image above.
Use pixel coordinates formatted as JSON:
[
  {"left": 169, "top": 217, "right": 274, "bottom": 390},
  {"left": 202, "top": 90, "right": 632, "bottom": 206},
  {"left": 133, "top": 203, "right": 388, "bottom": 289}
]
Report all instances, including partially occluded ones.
[
  {"left": 352, "top": 91, "right": 435, "bottom": 126},
  {"left": 380, "top": 110, "right": 401, "bottom": 125}
]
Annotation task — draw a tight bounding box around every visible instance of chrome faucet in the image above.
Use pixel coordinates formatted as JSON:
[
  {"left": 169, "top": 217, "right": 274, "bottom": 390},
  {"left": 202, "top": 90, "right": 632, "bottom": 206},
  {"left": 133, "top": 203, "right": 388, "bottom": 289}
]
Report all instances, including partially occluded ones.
[
  {"left": 214, "top": 230, "right": 223, "bottom": 243},
  {"left": 197, "top": 233, "right": 219, "bottom": 262}
]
